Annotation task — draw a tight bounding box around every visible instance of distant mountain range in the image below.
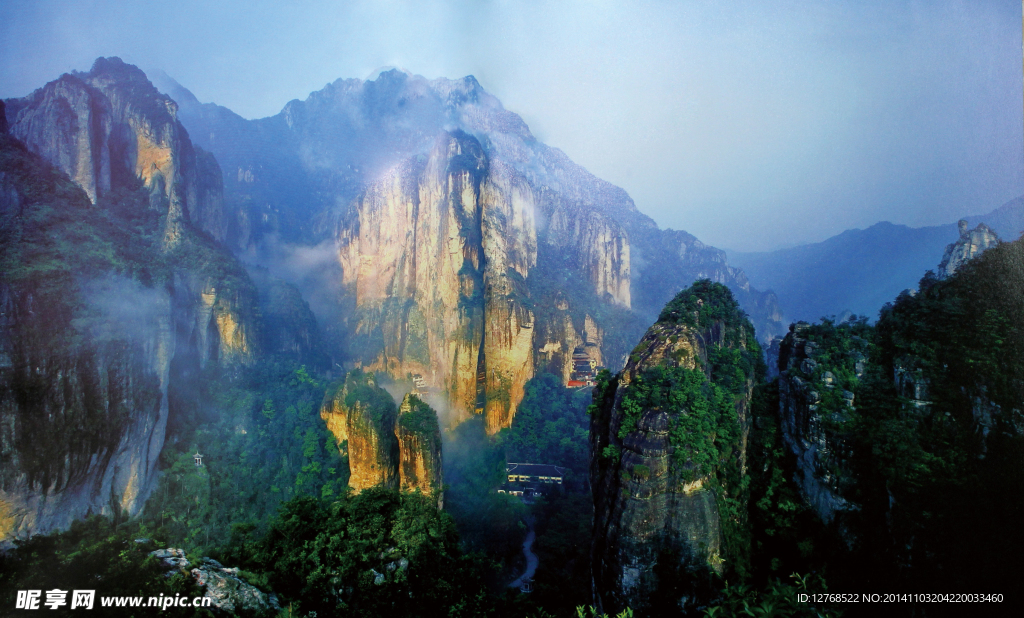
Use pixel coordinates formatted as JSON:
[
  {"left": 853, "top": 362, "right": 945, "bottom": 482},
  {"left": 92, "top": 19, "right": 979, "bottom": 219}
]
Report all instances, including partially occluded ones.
[{"left": 727, "top": 197, "right": 1024, "bottom": 324}]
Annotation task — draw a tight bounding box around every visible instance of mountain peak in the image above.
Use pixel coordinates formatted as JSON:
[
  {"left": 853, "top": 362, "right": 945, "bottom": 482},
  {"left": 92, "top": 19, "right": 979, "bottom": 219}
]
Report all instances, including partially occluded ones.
[
  {"left": 84, "top": 56, "right": 152, "bottom": 88},
  {"left": 366, "top": 66, "right": 414, "bottom": 81}
]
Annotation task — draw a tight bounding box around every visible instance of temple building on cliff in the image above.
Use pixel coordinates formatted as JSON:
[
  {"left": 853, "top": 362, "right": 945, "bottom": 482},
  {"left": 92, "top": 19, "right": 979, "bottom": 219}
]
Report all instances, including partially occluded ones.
[{"left": 567, "top": 346, "right": 602, "bottom": 388}]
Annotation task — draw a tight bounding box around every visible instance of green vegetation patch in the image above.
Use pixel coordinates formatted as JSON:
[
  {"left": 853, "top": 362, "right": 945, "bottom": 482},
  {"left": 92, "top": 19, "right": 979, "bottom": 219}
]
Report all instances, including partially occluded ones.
[
  {"left": 503, "top": 372, "right": 592, "bottom": 475},
  {"left": 658, "top": 279, "right": 748, "bottom": 335},
  {"left": 618, "top": 364, "right": 740, "bottom": 482},
  {"left": 342, "top": 369, "right": 397, "bottom": 426},
  {"left": 0, "top": 517, "right": 212, "bottom": 617},
  {"left": 398, "top": 394, "right": 440, "bottom": 436}
]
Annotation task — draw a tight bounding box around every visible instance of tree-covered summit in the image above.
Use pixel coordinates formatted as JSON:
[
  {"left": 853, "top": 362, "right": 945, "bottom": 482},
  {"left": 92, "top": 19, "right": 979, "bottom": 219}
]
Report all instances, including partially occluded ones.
[
  {"left": 657, "top": 279, "right": 751, "bottom": 332},
  {"left": 327, "top": 369, "right": 397, "bottom": 424},
  {"left": 398, "top": 393, "right": 441, "bottom": 436}
]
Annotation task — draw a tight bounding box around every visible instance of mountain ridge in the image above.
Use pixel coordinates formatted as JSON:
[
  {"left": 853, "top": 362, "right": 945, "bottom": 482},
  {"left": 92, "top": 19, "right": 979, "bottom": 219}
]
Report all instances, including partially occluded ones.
[{"left": 727, "top": 196, "right": 1024, "bottom": 323}]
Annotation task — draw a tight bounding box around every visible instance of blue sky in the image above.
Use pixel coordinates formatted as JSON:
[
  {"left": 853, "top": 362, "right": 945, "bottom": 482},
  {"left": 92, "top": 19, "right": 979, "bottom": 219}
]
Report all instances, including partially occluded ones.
[{"left": 2, "top": 0, "right": 1021, "bottom": 251}]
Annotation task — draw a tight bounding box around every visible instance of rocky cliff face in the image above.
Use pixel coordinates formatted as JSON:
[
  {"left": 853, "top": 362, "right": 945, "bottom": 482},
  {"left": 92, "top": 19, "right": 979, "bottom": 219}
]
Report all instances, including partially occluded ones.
[
  {"left": 0, "top": 63, "right": 266, "bottom": 545},
  {"left": 321, "top": 372, "right": 400, "bottom": 493},
  {"left": 338, "top": 132, "right": 538, "bottom": 432},
  {"left": 158, "top": 68, "right": 781, "bottom": 434},
  {"left": 938, "top": 219, "right": 1000, "bottom": 278},
  {"left": 176, "top": 271, "right": 259, "bottom": 368},
  {"left": 590, "top": 282, "right": 758, "bottom": 615},
  {"left": 0, "top": 299, "right": 171, "bottom": 546},
  {"left": 321, "top": 373, "right": 443, "bottom": 497},
  {"left": 776, "top": 322, "right": 866, "bottom": 527},
  {"left": 334, "top": 125, "right": 645, "bottom": 432},
  {"left": 4, "top": 58, "right": 257, "bottom": 368},
  {"left": 397, "top": 394, "right": 443, "bottom": 505},
  {"left": 4, "top": 57, "right": 227, "bottom": 244},
  {"left": 248, "top": 268, "right": 328, "bottom": 368},
  {"left": 0, "top": 134, "right": 171, "bottom": 544}
]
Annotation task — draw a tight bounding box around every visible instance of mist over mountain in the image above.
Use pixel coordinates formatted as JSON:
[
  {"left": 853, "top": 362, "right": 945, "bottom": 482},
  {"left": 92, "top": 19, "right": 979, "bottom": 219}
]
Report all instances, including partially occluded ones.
[
  {"left": 147, "top": 66, "right": 784, "bottom": 432},
  {"left": 727, "top": 196, "right": 1024, "bottom": 323}
]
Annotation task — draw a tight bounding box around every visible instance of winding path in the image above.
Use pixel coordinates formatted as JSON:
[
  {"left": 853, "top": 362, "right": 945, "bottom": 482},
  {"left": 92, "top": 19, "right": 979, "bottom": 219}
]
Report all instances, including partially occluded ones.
[{"left": 508, "top": 523, "right": 538, "bottom": 590}]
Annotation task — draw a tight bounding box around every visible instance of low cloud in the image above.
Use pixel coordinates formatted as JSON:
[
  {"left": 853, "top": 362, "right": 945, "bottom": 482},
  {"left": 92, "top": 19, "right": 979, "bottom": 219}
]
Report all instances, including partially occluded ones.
[{"left": 73, "top": 275, "right": 170, "bottom": 344}]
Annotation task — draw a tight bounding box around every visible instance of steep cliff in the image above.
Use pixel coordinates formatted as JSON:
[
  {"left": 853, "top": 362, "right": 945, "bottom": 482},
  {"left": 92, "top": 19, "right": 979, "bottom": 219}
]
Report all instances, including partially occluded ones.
[
  {"left": 857, "top": 237, "right": 1024, "bottom": 594},
  {"left": 761, "top": 236, "right": 1024, "bottom": 596},
  {"left": 0, "top": 132, "right": 172, "bottom": 544},
  {"left": 5, "top": 57, "right": 227, "bottom": 244},
  {"left": 339, "top": 132, "right": 534, "bottom": 432},
  {"left": 773, "top": 218, "right": 1007, "bottom": 532},
  {"left": 3, "top": 58, "right": 258, "bottom": 367},
  {"left": 0, "top": 62, "right": 268, "bottom": 545},
  {"left": 157, "top": 68, "right": 782, "bottom": 434},
  {"left": 590, "top": 281, "right": 760, "bottom": 615},
  {"left": 776, "top": 320, "right": 868, "bottom": 528},
  {"left": 332, "top": 125, "right": 646, "bottom": 432},
  {"left": 321, "top": 371, "right": 400, "bottom": 492},
  {"left": 396, "top": 393, "right": 443, "bottom": 505},
  {"left": 248, "top": 267, "right": 328, "bottom": 369}
]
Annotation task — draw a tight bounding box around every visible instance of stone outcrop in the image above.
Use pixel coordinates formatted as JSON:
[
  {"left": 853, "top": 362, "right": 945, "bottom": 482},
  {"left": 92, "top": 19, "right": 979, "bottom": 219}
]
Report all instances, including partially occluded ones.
[
  {"left": 396, "top": 394, "right": 443, "bottom": 505},
  {"left": 322, "top": 374, "right": 444, "bottom": 498},
  {"left": 590, "top": 282, "right": 757, "bottom": 615},
  {"left": 320, "top": 385, "right": 350, "bottom": 446},
  {"left": 321, "top": 371, "right": 400, "bottom": 493},
  {"left": 347, "top": 396, "right": 400, "bottom": 493},
  {"left": 938, "top": 220, "right": 1000, "bottom": 278},
  {"left": 776, "top": 323, "right": 860, "bottom": 525},
  {"left": 151, "top": 549, "right": 280, "bottom": 614}
]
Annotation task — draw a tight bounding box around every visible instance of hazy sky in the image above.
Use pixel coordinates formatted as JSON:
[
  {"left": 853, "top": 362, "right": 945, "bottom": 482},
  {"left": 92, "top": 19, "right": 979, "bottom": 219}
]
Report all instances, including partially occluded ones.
[{"left": 2, "top": 0, "right": 1022, "bottom": 251}]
